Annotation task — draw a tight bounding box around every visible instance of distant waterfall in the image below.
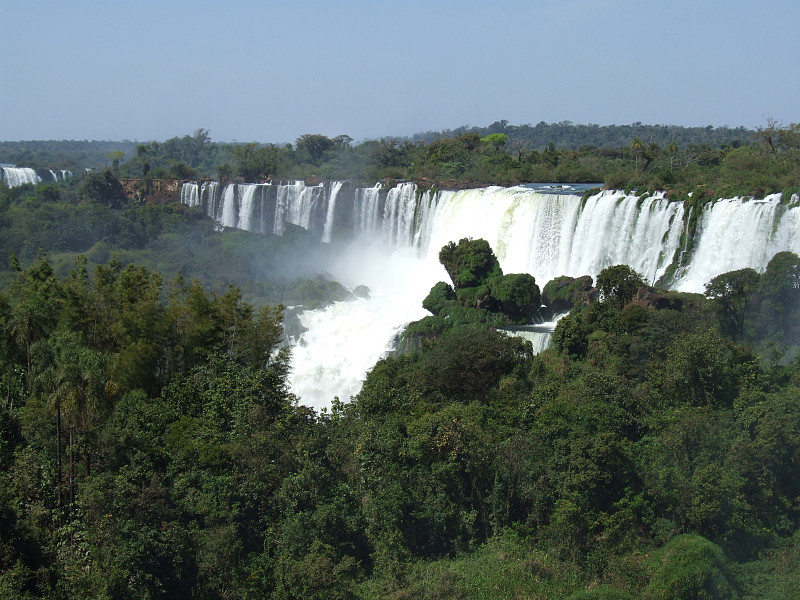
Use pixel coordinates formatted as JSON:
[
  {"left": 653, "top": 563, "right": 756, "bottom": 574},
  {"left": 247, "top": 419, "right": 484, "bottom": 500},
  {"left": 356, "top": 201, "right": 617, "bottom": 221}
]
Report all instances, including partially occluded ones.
[
  {"left": 382, "top": 182, "right": 419, "bottom": 246},
  {"left": 177, "top": 178, "right": 800, "bottom": 301},
  {"left": 177, "top": 180, "right": 800, "bottom": 410},
  {"left": 0, "top": 166, "right": 73, "bottom": 187},
  {"left": 1, "top": 167, "right": 41, "bottom": 187},
  {"left": 322, "top": 181, "right": 344, "bottom": 243},
  {"left": 352, "top": 183, "right": 383, "bottom": 236},
  {"left": 46, "top": 169, "right": 73, "bottom": 182}
]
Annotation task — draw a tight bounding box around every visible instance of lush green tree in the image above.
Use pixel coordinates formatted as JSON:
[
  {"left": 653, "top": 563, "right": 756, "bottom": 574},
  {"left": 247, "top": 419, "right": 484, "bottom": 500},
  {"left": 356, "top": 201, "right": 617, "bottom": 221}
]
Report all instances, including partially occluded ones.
[
  {"left": 296, "top": 134, "right": 336, "bottom": 165},
  {"left": 757, "top": 251, "right": 800, "bottom": 341},
  {"left": 630, "top": 137, "right": 643, "bottom": 176},
  {"left": 487, "top": 273, "right": 541, "bottom": 320},
  {"left": 480, "top": 133, "right": 509, "bottom": 153},
  {"left": 596, "top": 264, "right": 646, "bottom": 311},
  {"left": 422, "top": 281, "right": 456, "bottom": 316},
  {"left": 438, "top": 238, "right": 503, "bottom": 290},
  {"left": 704, "top": 267, "right": 760, "bottom": 338},
  {"left": 413, "top": 328, "right": 532, "bottom": 401},
  {"left": 79, "top": 168, "right": 127, "bottom": 207}
]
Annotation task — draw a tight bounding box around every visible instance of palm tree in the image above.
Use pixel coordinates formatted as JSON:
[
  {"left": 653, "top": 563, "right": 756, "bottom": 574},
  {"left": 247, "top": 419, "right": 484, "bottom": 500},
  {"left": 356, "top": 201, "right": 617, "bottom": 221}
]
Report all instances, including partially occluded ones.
[
  {"left": 41, "top": 332, "right": 109, "bottom": 515},
  {"left": 666, "top": 141, "right": 679, "bottom": 169},
  {"left": 630, "top": 137, "right": 643, "bottom": 177}
]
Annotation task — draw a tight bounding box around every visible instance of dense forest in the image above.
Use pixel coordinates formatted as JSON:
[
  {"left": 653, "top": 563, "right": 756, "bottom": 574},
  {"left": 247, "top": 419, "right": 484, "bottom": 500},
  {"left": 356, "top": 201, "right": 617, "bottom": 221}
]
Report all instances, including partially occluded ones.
[
  {"left": 1, "top": 121, "right": 800, "bottom": 598},
  {"left": 410, "top": 119, "right": 755, "bottom": 150},
  {"left": 0, "top": 121, "right": 755, "bottom": 171},
  {"left": 5, "top": 120, "right": 796, "bottom": 201}
]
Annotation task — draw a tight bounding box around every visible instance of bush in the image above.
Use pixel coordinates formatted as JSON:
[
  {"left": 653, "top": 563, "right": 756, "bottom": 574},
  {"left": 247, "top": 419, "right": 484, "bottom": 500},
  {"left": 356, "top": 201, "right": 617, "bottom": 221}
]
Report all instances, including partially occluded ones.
[
  {"left": 423, "top": 281, "right": 456, "bottom": 315},
  {"left": 439, "top": 238, "right": 503, "bottom": 290},
  {"left": 487, "top": 273, "right": 541, "bottom": 321},
  {"left": 644, "top": 534, "right": 738, "bottom": 600}
]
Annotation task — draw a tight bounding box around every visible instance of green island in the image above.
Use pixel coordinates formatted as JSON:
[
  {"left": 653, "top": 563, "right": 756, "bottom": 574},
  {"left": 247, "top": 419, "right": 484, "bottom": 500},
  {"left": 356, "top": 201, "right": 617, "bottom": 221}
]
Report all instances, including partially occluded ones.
[{"left": 1, "top": 120, "right": 800, "bottom": 598}]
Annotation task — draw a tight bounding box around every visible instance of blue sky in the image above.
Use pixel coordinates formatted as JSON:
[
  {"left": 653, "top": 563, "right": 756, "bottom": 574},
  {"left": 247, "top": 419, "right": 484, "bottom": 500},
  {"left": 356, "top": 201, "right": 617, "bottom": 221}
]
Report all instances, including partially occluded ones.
[{"left": 2, "top": 0, "right": 798, "bottom": 143}]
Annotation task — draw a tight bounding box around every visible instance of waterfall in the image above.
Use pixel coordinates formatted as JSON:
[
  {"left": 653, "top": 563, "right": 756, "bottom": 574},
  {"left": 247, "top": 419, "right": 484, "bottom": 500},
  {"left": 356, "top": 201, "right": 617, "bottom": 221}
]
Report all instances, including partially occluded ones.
[
  {"left": 181, "top": 182, "right": 200, "bottom": 207},
  {"left": 674, "top": 194, "right": 800, "bottom": 291},
  {"left": 220, "top": 184, "right": 238, "bottom": 228},
  {"left": 1, "top": 167, "right": 41, "bottom": 187},
  {"left": 0, "top": 166, "right": 72, "bottom": 186},
  {"left": 201, "top": 181, "right": 221, "bottom": 220},
  {"left": 421, "top": 187, "right": 684, "bottom": 287},
  {"left": 274, "top": 181, "right": 313, "bottom": 235},
  {"left": 354, "top": 183, "right": 383, "bottom": 237},
  {"left": 322, "top": 181, "right": 344, "bottom": 243},
  {"left": 238, "top": 184, "right": 260, "bottom": 232},
  {"left": 176, "top": 180, "right": 800, "bottom": 411},
  {"left": 383, "top": 182, "right": 420, "bottom": 246}
]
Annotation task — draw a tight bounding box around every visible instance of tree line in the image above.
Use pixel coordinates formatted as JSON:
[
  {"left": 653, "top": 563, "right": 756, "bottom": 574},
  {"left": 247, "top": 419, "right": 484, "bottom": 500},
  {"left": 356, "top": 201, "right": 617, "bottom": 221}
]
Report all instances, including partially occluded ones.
[{"left": 6, "top": 121, "right": 800, "bottom": 202}]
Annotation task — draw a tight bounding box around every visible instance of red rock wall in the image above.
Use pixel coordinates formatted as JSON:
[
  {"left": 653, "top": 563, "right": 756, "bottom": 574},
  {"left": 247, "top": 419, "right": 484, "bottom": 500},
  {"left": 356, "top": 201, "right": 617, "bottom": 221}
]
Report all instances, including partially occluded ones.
[{"left": 120, "top": 178, "right": 184, "bottom": 204}]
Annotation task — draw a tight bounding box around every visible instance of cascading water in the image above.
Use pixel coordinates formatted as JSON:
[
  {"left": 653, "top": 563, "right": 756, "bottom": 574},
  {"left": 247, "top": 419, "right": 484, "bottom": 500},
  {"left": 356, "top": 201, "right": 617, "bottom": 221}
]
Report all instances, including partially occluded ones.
[
  {"left": 383, "top": 182, "right": 419, "bottom": 246},
  {"left": 500, "top": 313, "right": 569, "bottom": 354},
  {"left": 0, "top": 166, "right": 72, "bottom": 186},
  {"left": 354, "top": 183, "right": 384, "bottom": 237},
  {"left": 178, "top": 181, "right": 800, "bottom": 410},
  {"left": 220, "top": 185, "right": 239, "bottom": 229},
  {"left": 322, "top": 181, "right": 344, "bottom": 243},
  {"left": 1, "top": 167, "right": 42, "bottom": 187},
  {"left": 238, "top": 185, "right": 260, "bottom": 232},
  {"left": 673, "top": 194, "right": 800, "bottom": 291},
  {"left": 180, "top": 182, "right": 201, "bottom": 207}
]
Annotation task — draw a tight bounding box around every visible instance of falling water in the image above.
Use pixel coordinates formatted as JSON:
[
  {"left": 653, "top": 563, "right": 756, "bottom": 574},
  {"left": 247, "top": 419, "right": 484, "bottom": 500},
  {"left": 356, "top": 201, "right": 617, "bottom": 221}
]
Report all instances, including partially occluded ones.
[
  {"left": 673, "top": 194, "right": 800, "bottom": 291},
  {"left": 1, "top": 167, "right": 41, "bottom": 187},
  {"left": 238, "top": 185, "right": 260, "bottom": 232},
  {"left": 177, "top": 181, "right": 800, "bottom": 410},
  {"left": 322, "top": 181, "right": 344, "bottom": 243}
]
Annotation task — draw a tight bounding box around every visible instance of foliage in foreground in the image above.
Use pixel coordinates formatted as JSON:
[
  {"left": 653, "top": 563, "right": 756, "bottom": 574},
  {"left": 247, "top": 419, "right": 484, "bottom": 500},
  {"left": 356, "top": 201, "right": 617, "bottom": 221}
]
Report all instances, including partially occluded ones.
[{"left": 2, "top": 246, "right": 800, "bottom": 598}]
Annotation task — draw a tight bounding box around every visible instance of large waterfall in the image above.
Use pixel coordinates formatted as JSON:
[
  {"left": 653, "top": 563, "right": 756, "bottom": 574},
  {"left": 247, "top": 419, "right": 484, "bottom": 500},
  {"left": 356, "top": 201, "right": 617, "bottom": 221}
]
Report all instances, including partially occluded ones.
[{"left": 180, "top": 180, "right": 800, "bottom": 410}]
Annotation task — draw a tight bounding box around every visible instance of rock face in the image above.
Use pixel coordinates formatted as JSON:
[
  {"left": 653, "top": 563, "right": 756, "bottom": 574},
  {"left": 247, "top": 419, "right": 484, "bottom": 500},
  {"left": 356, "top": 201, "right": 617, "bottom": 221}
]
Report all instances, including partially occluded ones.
[
  {"left": 541, "top": 275, "right": 595, "bottom": 315},
  {"left": 633, "top": 286, "right": 681, "bottom": 310},
  {"left": 120, "top": 178, "right": 184, "bottom": 204}
]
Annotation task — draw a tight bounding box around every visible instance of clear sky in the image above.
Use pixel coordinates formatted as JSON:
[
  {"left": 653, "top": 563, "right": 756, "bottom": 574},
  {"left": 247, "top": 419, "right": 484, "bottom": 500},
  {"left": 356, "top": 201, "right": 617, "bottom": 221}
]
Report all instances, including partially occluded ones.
[{"left": 2, "top": 0, "right": 798, "bottom": 144}]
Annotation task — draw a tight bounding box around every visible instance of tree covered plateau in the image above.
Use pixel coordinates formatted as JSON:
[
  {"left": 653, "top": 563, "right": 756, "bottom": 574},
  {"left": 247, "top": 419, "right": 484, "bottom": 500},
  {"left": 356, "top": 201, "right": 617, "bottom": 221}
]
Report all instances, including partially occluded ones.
[{"left": 3, "top": 119, "right": 799, "bottom": 200}]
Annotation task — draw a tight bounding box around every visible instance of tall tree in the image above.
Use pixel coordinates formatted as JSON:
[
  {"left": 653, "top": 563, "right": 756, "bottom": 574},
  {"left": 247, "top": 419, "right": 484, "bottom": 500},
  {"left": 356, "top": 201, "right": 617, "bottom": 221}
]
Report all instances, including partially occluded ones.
[{"left": 704, "top": 268, "right": 760, "bottom": 338}]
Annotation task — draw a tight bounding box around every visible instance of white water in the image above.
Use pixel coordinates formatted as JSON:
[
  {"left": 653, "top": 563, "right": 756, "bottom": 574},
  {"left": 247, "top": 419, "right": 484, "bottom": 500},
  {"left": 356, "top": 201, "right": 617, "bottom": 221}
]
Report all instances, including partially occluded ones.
[
  {"left": 1, "top": 166, "right": 72, "bottom": 186},
  {"left": 291, "top": 187, "right": 687, "bottom": 409},
  {"left": 178, "top": 181, "right": 800, "bottom": 411},
  {"left": 354, "top": 183, "right": 384, "bottom": 237},
  {"left": 322, "top": 181, "right": 344, "bottom": 243},
  {"left": 2, "top": 167, "right": 41, "bottom": 187},
  {"left": 238, "top": 185, "right": 260, "bottom": 232},
  {"left": 673, "top": 194, "right": 800, "bottom": 291},
  {"left": 288, "top": 244, "right": 438, "bottom": 405},
  {"left": 499, "top": 312, "right": 571, "bottom": 354},
  {"left": 220, "top": 185, "right": 238, "bottom": 228},
  {"left": 180, "top": 182, "right": 200, "bottom": 207}
]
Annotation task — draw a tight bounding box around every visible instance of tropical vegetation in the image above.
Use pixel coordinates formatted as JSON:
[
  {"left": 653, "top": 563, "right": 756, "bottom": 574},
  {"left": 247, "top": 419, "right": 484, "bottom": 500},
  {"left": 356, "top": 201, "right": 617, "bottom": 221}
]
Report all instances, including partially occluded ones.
[{"left": 1, "top": 121, "right": 800, "bottom": 598}]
